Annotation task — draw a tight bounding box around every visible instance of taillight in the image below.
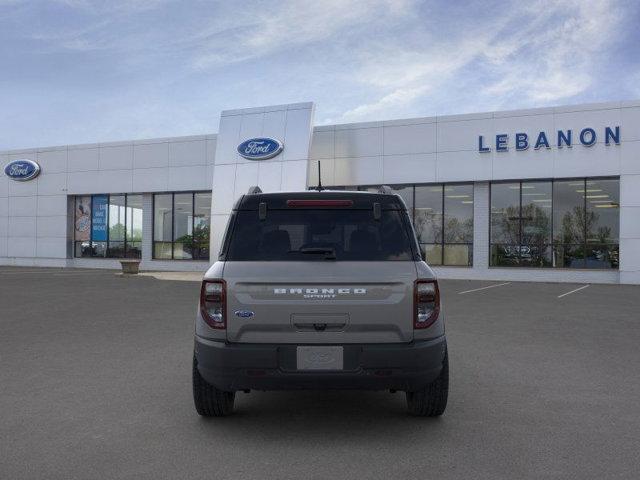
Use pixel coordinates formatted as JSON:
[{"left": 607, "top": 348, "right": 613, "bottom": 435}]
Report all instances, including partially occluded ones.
[
  {"left": 200, "top": 280, "right": 226, "bottom": 329},
  {"left": 414, "top": 280, "right": 440, "bottom": 329}
]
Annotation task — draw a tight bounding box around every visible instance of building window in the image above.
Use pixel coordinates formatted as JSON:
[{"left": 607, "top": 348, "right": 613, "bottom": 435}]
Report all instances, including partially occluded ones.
[
  {"left": 152, "top": 192, "right": 211, "bottom": 260},
  {"left": 346, "top": 183, "right": 474, "bottom": 266},
  {"left": 490, "top": 178, "right": 619, "bottom": 269},
  {"left": 74, "top": 194, "right": 143, "bottom": 259}
]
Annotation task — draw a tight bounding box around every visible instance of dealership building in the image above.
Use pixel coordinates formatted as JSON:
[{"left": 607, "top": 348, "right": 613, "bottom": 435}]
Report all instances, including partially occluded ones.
[{"left": 1, "top": 100, "right": 639, "bottom": 284}]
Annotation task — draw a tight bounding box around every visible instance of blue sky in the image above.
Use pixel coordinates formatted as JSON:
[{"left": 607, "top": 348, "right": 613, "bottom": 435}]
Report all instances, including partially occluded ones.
[{"left": 1, "top": 0, "right": 639, "bottom": 150}]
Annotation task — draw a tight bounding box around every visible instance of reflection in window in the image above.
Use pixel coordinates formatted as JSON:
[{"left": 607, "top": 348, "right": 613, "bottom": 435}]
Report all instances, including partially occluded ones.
[
  {"left": 73, "top": 194, "right": 143, "bottom": 259},
  {"left": 153, "top": 192, "right": 211, "bottom": 261},
  {"left": 491, "top": 178, "right": 619, "bottom": 269},
  {"left": 350, "top": 183, "right": 473, "bottom": 266}
]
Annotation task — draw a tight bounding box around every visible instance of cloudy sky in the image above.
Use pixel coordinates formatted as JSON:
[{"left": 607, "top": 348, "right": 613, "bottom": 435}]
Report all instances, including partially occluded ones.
[{"left": 1, "top": 0, "right": 638, "bottom": 150}]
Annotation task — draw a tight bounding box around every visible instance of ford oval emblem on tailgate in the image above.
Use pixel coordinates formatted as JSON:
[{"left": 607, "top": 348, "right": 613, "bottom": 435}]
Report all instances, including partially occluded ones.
[{"left": 234, "top": 310, "right": 255, "bottom": 318}]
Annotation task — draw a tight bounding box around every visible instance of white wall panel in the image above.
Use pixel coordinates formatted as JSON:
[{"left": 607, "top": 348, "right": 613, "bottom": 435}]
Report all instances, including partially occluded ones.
[
  {"left": 620, "top": 140, "right": 640, "bottom": 175},
  {"left": 620, "top": 174, "right": 640, "bottom": 206},
  {"left": 262, "top": 110, "right": 287, "bottom": 144},
  {"left": 0, "top": 198, "right": 7, "bottom": 217},
  {"left": 98, "top": 169, "right": 133, "bottom": 193},
  {"left": 334, "top": 156, "right": 383, "bottom": 186},
  {"left": 211, "top": 164, "right": 236, "bottom": 215},
  {"left": 206, "top": 138, "right": 217, "bottom": 164},
  {"left": 553, "top": 142, "right": 620, "bottom": 178},
  {"left": 491, "top": 145, "right": 554, "bottom": 180},
  {"left": 8, "top": 216, "right": 36, "bottom": 237},
  {"left": 437, "top": 118, "right": 494, "bottom": 152},
  {"left": 134, "top": 142, "right": 169, "bottom": 169},
  {"left": 233, "top": 162, "right": 259, "bottom": 196},
  {"left": 282, "top": 106, "right": 315, "bottom": 162},
  {"left": 281, "top": 160, "right": 309, "bottom": 191},
  {"left": 99, "top": 144, "right": 133, "bottom": 170},
  {"left": 36, "top": 237, "right": 67, "bottom": 258},
  {"left": 310, "top": 130, "right": 334, "bottom": 160},
  {"left": 437, "top": 151, "right": 492, "bottom": 182},
  {"left": 37, "top": 149, "right": 67, "bottom": 173},
  {"left": 258, "top": 162, "right": 282, "bottom": 192},
  {"left": 383, "top": 123, "right": 436, "bottom": 155},
  {"left": 334, "top": 127, "right": 382, "bottom": 158},
  {"left": 68, "top": 147, "right": 99, "bottom": 171},
  {"left": 67, "top": 171, "right": 102, "bottom": 195},
  {"left": 8, "top": 196, "right": 37, "bottom": 216},
  {"left": 37, "top": 172, "right": 67, "bottom": 195},
  {"left": 169, "top": 140, "right": 206, "bottom": 167},
  {"left": 133, "top": 167, "right": 169, "bottom": 192},
  {"left": 37, "top": 215, "right": 67, "bottom": 237},
  {"left": 8, "top": 178, "right": 37, "bottom": 196},
  {"left": 167, "top": 165, "right": 208, "bottom": 191},
  {"left": 620, "top": 107, "right": 640, "bottom": 142},
  {"left": 7, "top": 237, "right": 36, "bottom": 257},
  {"left": 37, "top": 195, "right": 67, "bottom": 217},
  {"left": 214, "top": 114, "right": 243, "bottom": 165},
  {"left": 382, "top": 154, "right": 436, "bottom": 184},
  {"left": 308, "top": 158, "right": 335, "bottom": 186}
]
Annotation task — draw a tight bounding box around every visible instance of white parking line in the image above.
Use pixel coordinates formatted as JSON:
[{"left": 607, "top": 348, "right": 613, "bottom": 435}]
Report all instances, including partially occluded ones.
[
  {"left": 458, "top": 282, "right": 511, "bottom": 295},
  {"left": 557, "top": 284, "right": 590, "bottom": 298}
]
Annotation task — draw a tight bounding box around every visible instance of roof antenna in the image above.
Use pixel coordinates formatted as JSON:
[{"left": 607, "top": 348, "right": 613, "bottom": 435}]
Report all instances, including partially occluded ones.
[{"left": 316, "top": 160, "right": 324, "bottom": 191}]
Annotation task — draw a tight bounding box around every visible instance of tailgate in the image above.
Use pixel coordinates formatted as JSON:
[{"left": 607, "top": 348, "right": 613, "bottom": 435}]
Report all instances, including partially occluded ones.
[{"left": 224, "top": 261, "right": 417, "bottom": 344}]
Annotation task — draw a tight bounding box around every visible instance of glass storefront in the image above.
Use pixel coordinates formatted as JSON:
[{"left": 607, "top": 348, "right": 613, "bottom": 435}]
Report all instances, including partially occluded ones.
[
  {"left": 334, "top": 183, "right": 474, "bottom": 266},
  {"left": 74, "top": 193, "right": 143, "bottom": 258},
  {"left": 490, "top": 178, "right": 619, "bottom": 269},
  {"left": 153, "top": 191, "right": 211, "bottom": 260}
]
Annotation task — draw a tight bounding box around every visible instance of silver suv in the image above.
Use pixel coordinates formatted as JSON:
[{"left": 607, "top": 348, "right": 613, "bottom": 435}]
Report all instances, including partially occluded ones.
[{"left": 193, "top": 187, "right": 448, "bottom": 416}]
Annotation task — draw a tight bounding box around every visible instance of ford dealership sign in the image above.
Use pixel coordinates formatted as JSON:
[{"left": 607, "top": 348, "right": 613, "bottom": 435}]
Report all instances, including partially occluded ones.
[
  {"left": 237, "top": 138, "right": 283, "bottom": 160},
  {"left": 4, "top": 159, "right": 41, "bottom": 181}
]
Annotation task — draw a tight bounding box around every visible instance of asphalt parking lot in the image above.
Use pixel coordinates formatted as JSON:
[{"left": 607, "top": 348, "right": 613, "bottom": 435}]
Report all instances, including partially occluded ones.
[{"left": 1, "top": 267, "right": 639, "bottom": 480}]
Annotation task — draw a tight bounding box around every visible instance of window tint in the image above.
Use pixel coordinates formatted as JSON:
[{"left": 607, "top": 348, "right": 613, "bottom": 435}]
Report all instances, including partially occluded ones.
[{"left": 226, "top": 210, "right": 415, "bottom": 261}]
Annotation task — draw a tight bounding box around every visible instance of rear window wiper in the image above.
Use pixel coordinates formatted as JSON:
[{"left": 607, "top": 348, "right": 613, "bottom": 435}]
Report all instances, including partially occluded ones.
[{"left": 294, "top": 247, "right": 337, "bottom": 260}]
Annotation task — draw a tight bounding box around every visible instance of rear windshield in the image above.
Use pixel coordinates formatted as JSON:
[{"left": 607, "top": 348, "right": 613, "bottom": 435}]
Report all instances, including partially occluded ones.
[{"left": 225, "top": 209, "right": 416, "bottom": 261}]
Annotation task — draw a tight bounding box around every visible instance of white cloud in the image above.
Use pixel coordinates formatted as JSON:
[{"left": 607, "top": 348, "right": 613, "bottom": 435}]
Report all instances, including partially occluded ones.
[
  {"left": 334, "top": 0, "right": 626, "bottom": 122},
  {"left": 190, "top": 0, "right": 415, "bottom": 69}
]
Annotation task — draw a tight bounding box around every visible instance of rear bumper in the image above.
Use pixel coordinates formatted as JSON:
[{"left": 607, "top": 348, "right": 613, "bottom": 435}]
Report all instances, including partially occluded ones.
[{"left": 194, "top": 335, "right": 447, "bottom": 392}]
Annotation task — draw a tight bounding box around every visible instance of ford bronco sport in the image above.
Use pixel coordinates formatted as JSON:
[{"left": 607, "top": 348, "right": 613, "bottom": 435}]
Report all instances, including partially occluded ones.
[{"left": 193, "top": 187, "right": 448, "bottom": 416}]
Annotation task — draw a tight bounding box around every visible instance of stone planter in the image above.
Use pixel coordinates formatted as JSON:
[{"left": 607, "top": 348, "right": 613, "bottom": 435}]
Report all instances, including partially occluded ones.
[{"left": 119, "top": 259, "right": 141, "bottom": 275}]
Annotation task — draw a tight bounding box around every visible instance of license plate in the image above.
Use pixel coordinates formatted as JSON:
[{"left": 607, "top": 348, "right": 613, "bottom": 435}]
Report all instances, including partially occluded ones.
[{"left": 296, "top": 346, "right": 344, "bottom": 371}]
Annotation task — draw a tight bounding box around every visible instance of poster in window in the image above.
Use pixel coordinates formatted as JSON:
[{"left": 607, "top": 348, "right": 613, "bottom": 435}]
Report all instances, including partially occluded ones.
[
  {"left": 92, "top": 195, "right": 108, "bottom": 242},
  {"left": 75, "top": 196, "right": 91, "bottom": 241}
]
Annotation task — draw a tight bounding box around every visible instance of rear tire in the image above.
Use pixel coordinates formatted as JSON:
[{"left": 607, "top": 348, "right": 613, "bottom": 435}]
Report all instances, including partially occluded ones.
[
  {"left": 406, "top": 349, "right": 449, "bottom": 417},
  {"left": 192, "top": 355, "right": 235, "bottom": 417}
]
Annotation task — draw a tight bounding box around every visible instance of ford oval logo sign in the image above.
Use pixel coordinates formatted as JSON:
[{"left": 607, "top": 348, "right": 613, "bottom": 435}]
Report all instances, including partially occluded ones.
[
  {"left": 234, "top": 310, "right": 255, "bottom": 318},
  {"left": 237, "top": 137, "right": 283, "bottom": 160},
  {"left": 4, "top": 159, "right": 41, "bottom": 182}
]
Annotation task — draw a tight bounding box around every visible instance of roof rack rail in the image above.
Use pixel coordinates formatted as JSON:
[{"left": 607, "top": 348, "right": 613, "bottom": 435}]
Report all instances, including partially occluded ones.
[
  {"left": 247, "top": 186, "right": 262, "bottom": 194},
  {"left": 377, "top": 185, "right": 394, "bottom": 195}
]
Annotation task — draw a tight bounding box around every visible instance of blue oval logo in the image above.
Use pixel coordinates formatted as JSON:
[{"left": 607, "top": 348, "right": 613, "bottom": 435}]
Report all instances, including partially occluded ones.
[
  {"left": 234, "top": 310, "right": 255, "bottom": 318},
  {"left": 4, "top": 159, "right": 41, "bottom": 182},
  {"left": 237, "top": 137, "right": 283, "bottom": 160}
]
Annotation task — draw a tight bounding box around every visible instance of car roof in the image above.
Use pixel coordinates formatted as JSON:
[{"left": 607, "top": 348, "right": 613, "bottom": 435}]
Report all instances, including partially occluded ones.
[{"left": 233, "top": 190, "right": 408, "bottom": 211}]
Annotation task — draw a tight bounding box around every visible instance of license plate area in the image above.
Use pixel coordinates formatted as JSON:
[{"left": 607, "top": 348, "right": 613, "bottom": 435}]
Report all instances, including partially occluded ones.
[{"left": 296, "top": 346, "right": 344, "bottom": 371}]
